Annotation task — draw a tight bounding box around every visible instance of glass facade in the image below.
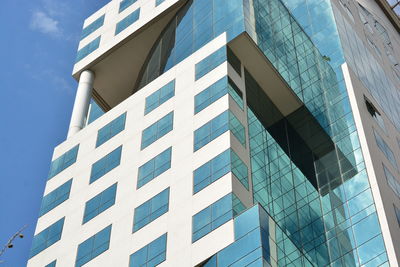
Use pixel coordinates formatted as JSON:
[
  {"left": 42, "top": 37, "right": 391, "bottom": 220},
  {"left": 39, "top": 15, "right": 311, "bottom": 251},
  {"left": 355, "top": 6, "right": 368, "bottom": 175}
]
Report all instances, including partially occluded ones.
[
  {"left": 133, "top": 188, "right": 169, "bottom": 232},
  {"left": 192, "top": 193, "right": 245, "bottom": 242},
  {"left": 136, "top": 0, "right": 245, "bottom": 89},
  {"left": 81, "top": 15, "right": 105, "bottom": 40},
  {"left": 129, "top": 233, "right": 167, "bottom": 267},
  {"left": 141, "top": 112, "right": 173, "bottom": 150},
  {"left": 96, "top": 113, "right": 126, "bottom": 147},
  {"left": 76, "top": 36, "right": 100, "bottom": 63},
  {"left": 199, "top": 205, "right": 313, "bottom": 266},
  {"left": 115, "top": 8, "right": 140, "bottom": 35},
  {"left": 29, "top": 218, "right": 65, "bottom": 258},
  {"left": 75, "top": 225, "right": 112, "bottom": 267},
  {"left": 48, "top": 145, "right": 79, "bottom": 180},
  {"left": 137, "top": 147, "right": 172, "bottom": 188},
  {"left": 90, "top": 146, "right": 122, "bottom": 184},
  {"left": 83, "top": 183, "right": 117, "bottom": 224},
  {"left": 144, "top": 80, "right": 175, "bottom": 115},
  {"left": 39, "top": 179, "right": 72, "bottom": 217}
]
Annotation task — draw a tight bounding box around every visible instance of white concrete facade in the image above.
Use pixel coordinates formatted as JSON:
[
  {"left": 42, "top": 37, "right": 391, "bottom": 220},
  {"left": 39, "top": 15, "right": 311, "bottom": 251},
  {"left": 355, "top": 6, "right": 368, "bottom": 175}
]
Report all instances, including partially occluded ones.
[{"left": 28, "top": 32, "right": 253, "bottom": 266}]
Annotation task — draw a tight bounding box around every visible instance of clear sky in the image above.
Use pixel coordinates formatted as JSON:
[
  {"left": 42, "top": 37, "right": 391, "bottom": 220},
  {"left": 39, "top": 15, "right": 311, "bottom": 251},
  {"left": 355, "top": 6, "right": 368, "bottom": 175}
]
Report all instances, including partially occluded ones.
[{"left": 0, "top": 0, "right": 107, "bottom": 266}]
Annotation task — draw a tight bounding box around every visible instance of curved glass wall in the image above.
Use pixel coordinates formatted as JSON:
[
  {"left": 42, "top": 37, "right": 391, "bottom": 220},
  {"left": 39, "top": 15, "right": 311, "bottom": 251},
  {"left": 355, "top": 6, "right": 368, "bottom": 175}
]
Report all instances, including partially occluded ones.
[{"left": 136, "top": 0, "right": 244, "bottom": 89}]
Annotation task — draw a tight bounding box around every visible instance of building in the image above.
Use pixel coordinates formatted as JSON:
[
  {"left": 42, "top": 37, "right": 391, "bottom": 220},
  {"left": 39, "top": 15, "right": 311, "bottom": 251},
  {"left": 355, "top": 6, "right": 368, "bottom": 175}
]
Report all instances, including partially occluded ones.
[{"left": 27, "top": 0, "right": 400, "bottom": 266}]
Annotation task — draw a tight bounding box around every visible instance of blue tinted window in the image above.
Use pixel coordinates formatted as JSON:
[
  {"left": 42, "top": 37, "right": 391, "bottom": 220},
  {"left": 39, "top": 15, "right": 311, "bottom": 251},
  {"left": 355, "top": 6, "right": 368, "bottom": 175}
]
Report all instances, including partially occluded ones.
[
  {"left": 75, "top": 225, "right": 112, "bottom": 267},
  {"left": 383, "top": 164, "right": 400, "bottom": 199},
  {"left": 195, "top": 47, "right": 227, "bottom": 80},
  {"left": 45, "top": 260, "right": 56, "bottom": 267},
  {"left": 81, "top": 15, "right": 105, "bottom": 40},
  {"left": 96, "top": 113, "right": 126, "bottom": 147},
  {"left": 229, "top": 112, "right": 246, "bottom": 146},
  {"left": 141, "top": 112, "right": 173, "bottom": 150},
  {"left": 133, "top": 188, "right": 169, "bottom": 232},
  {"left": 193, "top": 150, "right": 230, "bottom": 193},
  {"left": 195, "top": 77, "right": 227, "bottom": 114},
  {"left": 48, "top": 145, "right": 79, "bottom": 179},
  {"left": 194, "top": 111, "right": 245, "bottom": 151},
  {"left": 29, "top": 218, "right": 65, "bottom": 258},
  {"left": 39, "top": 179, "right": 73, "bottom": 217},
  {"left": 395, "top": 205, "right": 400, "bottom": 226},
  {"left": 194, "top": 111, "right": 229, "bottom": 151},
  {"left": 137, "top": 147, "right": 172, "bottom": 188},
  {"left": 374, "top": 129, "right": 398, "bottom": 171},
  {"left": 90, "top": 146, "right": 122, "bottom": 184},
  {"left": 145, "top": 80, "right": 175, "bottom": 115},
  {"left": 156, "top": 0, "right": 166, "bottom": 6},
  {"left": 228, "top": 78, "right": 243, "bottom": 109},
  {"left": 194, "top": 77, "right": 243, "bottom": 114},
  {"left": 231, "top": 150, "right": 248, "bottom": 190},
  {"left": 115, "top": 9, "right": 140, "bottom": 35},
  {"left": 119, "top": 0, "right": 137, "bottom": 13},
  {"left": 83, "top": 183, "right": 117, "bottom": 224},
  {"left": 76, "top": 36, "right": 101, "bottom": 63},
  {"left": 87, "top": 99, "right": 105, "bottom": 124},
  {"left": 129, "top": 234, "right": 167, "bottom": 267},
  {"left": 192, "top": 193, "right": 236, "bottom": 242}
]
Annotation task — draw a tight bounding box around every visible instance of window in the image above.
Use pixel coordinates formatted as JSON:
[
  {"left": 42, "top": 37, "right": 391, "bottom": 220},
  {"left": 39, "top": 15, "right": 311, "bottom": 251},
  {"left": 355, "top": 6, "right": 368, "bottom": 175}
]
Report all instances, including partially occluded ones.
[
  {"left": 195, "top": 47, "right": 227, "bottom": 80},
  {"left": 194, "top": 77, "right": 243, "bottom": 114},
  {"left": 129, "top": 234, "right": 167, "bottom": 267},
  {"left": 145, "top": 80, "right": 175, "bottom": 115},
  {"left": 48, "top": 145, "right": 79, "bottom": 180},
  {"left": 96, "top": 113, "right": 126, "bottom": 147},
  {"left": 90, "top": 146, "right": 122, "bottom": 184},
  {"left": 83, "top": 183, "right": 117, "bottom": 224},
  {"left": 45, "top": 260, "right": 56, "bottom": 267},
  {"left": 141, "top": 112, "right": 173, "bottom": 149},
  {"left": 76, "top": 36, "right": 101, "bottom": 63},
  {"left": 115, "top": 9, "right": 140, "bottom": 35},
  {"left": 365, "top": 97, "right": 386, "bottom": 133},
  {"left": 193, "top": 110, "right": 246, "bottom": 151},
  {"left": 81, "top": 15, "right": 105, "bottom": 40},
  {"left": 137, "top": 147, "right": 172, "bottom": 188},
  {"left": 194, "top": 111, "right": 229, "bottom": 151},
  {"left": 228, "top": 78, "right": 243, "bottom": 109},
  {"left": 87, "top": 99, "right": 105, "bottom": 125},
  {"left": 133, "top": 188, "right": 169, "bottom": 232},
  {"left": 395, "top": 205, "right": 400, "bottom": 227},
  {"left": 156, "top": 0, "right": 166, "bottom": 6},
  {"left": 194, "top": 77, "right": 227, "bottom": 114},
  {"left": 39, "top": 179, "right": 72, "bottom": 217},
  {"left": 192, "top": 193, "right": 244, "bottom": 242},
  {"left": 230, "top": 150, "right": 248, "bottom": 190},
  {"left": 383, "top": 164, "right": 400, "bottom": 199},
  {"left": 29, "top": 218, "right": 65, "bottom": 258},
  {"left": 374, "top": 129, "right": 398, "bottom": 171},
  {"left": 229, "top": 112, "right": 246, "bottom": 146},
  {"left": 75, "top": 225, "right": 112, "bottom": 267},
  {"left": 119, "top": 0, "right": 137, "bottom": 13},
  {"left": 227, "top": 47, "right": 241, "bottom": 76}
]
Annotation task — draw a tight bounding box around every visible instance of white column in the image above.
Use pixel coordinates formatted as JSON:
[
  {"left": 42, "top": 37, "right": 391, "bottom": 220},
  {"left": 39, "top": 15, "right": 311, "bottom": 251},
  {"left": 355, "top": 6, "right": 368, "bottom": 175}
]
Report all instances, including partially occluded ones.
[{"left": 67, "top": 70, "right": 95, "bottom": 138}]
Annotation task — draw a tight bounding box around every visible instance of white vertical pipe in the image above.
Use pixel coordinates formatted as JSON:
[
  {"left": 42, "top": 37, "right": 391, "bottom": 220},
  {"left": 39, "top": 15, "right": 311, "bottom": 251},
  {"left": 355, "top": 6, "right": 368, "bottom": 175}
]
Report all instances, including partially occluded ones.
[{"left": 67, "top": 70, "right": 95, "bottom": 138}]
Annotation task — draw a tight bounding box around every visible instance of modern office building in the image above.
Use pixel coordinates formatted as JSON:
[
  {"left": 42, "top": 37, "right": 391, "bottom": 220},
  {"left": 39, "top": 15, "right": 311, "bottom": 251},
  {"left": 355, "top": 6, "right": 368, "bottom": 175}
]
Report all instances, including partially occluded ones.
[{"left": 27, "top": 0, "right": 400, "bottom": 266}]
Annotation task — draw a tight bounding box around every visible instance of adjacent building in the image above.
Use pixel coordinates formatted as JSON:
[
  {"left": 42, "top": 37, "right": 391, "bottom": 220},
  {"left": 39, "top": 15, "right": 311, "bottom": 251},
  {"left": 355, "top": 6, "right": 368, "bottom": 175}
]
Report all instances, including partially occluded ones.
[{"left": 27, "top": 0, "right": 400, "bottom": 266}]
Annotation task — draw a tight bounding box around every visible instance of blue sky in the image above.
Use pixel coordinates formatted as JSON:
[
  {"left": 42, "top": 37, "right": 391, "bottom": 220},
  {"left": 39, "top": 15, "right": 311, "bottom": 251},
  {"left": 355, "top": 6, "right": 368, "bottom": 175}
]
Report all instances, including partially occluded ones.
[{"left": 0, "top": 0, "right": 107, "bottom": 265}]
